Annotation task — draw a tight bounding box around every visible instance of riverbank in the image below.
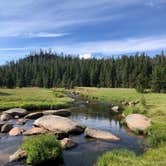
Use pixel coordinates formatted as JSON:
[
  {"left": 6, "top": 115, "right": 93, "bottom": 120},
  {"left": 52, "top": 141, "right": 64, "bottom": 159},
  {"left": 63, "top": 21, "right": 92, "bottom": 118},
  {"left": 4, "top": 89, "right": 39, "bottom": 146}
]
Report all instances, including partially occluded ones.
[
  {"left": 0, "top": 88, "right": 72, "bottom": 110},
  {"left": 75, "top": 87, "right": 166, "bottom": 165}
]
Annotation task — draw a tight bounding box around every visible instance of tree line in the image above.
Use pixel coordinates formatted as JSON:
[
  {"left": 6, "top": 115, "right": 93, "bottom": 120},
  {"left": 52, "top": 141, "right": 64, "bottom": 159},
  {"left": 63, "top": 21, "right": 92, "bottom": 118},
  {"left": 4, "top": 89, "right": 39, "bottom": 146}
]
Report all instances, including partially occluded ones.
[{"left": 0, "top": 50, "right": 166, "bottom": 93}]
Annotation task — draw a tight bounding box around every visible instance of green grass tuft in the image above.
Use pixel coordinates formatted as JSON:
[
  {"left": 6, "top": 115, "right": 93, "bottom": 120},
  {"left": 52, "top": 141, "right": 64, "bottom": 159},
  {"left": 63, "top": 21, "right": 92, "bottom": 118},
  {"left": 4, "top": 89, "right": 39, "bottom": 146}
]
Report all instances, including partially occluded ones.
[
  {"left": 95, "top": 145, "right": 166, "bottom": 166},
  {"left": 21, "top": 134, "right": 62, "bottom": 165}
]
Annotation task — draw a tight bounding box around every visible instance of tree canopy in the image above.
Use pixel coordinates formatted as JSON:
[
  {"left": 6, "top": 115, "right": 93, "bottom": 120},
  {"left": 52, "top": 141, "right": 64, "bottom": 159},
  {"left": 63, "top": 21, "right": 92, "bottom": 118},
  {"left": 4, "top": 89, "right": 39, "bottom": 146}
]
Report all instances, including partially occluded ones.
[{"left": 0, "top": 51, "right": 165, "bottom": 93}]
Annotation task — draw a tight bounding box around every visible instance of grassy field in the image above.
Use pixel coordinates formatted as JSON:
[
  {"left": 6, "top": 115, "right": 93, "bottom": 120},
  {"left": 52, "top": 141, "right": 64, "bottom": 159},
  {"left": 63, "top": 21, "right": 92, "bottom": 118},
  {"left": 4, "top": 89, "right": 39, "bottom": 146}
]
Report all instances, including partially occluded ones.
[
  {"left": 0, "top": 88, "right": 72, "bottom": 110},
  {"left": 75, "top": 87, "right": 166, "bottom": 166}
]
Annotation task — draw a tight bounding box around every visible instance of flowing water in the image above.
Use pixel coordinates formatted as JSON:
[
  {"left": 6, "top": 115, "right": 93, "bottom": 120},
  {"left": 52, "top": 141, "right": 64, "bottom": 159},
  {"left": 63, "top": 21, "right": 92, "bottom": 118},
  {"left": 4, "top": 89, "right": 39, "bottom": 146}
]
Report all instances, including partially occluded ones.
[{"left": 0, "top": 99, "right": 145, "bottom": 166}]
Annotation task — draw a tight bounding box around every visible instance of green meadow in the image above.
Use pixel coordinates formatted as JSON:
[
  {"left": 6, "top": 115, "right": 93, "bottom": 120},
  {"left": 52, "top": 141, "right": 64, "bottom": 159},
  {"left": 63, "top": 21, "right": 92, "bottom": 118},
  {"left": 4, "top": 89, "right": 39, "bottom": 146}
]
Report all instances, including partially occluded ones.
[{"left": 0, "top": 88, "right": 72, "bottom": 110}]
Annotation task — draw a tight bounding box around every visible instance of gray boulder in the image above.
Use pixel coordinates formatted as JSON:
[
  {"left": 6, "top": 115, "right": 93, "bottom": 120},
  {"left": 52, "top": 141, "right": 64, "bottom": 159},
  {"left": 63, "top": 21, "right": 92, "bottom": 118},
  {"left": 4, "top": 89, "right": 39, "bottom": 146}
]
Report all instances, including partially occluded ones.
[
  {"left": 0, "top": 113, "right": 12, "bottom": 121},
  {"left": 43, "top": 109, "right": 71, "bottom": 117},
  {"left": 1, "top": 124, "right": 13, "bottom": 133},
  {"left": 4, "top": 108, "right": 28, "bottom": 117},
  {"left": 125, "top": 114, "right": 151, "bottom": 132},
  {"left": 9, "top": 127, "right": 23, "bottom": 136},
  {"left": 60, "top": 138, "right": 77, "bottom": 149},
  {"left": 24, "top": 112, "right": 43, "bottom": 119},
  {"left": 9, "top": 149, "right": 27, "bottom": 162},
  {"left": 23, "top": 127, "right": 48, "bottom": 136},
  {"left": 84, "top": 128, "right": 120, "bottom": 141},
  {"left": 34, "top": 115, "right": 85, "bottom": 134},
  {"left": 111, "top": 106, "right": 120, "bottom": 114}
]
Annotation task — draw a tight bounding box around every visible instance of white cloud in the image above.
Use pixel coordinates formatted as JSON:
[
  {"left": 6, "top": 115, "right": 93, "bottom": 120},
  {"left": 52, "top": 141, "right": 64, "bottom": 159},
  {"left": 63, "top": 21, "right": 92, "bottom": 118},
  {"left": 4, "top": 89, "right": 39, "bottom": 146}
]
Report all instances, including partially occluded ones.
[
  {"left": 51, "top": 35, "right": 166, "bottom": 54},
  {"left": 1, "top": 35, "right": 166, "bottom": 55},
  {"left": 79, "top": 53, "right": 92, "bottom": 59},
  {"left": 0, "top": 32, "right": 69, "bottom": 38}
]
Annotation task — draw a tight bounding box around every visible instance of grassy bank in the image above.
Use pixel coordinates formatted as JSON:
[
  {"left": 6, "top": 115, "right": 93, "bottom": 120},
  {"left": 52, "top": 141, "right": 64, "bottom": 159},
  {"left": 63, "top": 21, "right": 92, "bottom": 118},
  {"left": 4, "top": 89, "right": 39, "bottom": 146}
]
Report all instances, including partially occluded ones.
[
  {"left": 76, "top": 87, "right": 166, "bottom": 165},
  {"left": 0, "top": 88, "right": 72, "bottom": 110}
]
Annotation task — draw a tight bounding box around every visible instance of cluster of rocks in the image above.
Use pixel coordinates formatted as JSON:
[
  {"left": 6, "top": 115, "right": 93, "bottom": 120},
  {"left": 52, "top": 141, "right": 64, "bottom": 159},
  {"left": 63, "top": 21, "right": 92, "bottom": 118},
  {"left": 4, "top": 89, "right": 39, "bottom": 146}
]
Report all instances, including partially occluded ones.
[
  {"left": 110, "top": 100, "right": 151, "bottom": 134},
  {"left": 0, "top": 107, "right": 120, "bottom": 163},
  {"left": 1, "top": 104, "right": 151, "bottom": 164}
]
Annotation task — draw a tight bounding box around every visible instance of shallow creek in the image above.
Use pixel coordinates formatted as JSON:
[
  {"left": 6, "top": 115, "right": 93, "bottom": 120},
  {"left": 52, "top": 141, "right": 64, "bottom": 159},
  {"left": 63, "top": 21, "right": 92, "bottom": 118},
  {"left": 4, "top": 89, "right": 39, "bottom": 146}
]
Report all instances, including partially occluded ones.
[{"left": 0, "top": 99, "right": 145, "bottom": 166}]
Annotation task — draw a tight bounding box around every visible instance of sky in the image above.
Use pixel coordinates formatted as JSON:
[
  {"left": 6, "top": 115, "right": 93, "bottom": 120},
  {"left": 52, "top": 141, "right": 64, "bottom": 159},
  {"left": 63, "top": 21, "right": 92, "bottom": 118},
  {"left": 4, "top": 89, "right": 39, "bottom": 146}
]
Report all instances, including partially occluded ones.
[{"left": 0, "top": 0, "right": 166, "bottom": 64}]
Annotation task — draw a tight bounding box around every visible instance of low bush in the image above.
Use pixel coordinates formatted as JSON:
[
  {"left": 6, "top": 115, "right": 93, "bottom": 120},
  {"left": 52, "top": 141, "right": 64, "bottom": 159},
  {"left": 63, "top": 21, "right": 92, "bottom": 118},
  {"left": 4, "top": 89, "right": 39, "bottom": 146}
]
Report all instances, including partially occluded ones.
[{"left": 21, "top": 134, "right": 62, "bottom": 165}]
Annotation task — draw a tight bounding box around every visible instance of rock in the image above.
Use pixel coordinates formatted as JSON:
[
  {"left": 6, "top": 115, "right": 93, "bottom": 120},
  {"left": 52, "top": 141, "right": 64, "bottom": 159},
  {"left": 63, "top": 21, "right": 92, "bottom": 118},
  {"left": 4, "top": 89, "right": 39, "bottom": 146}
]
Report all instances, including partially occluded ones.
[
  {"left": 9, "top": 127, "right": 23, "bottom": 136},
  {"left": 84, "top": 128, "right": 120, "bottom": 141},
  {"left": 54, "top": 130, "right": 69, "bottom": 139},
  {"left": 24, "top": 112, "right": 43, "bottom": 119},
  {"left": 1, "top": 124, "right": 13, "bottom": 133},
  {"left": 0, "top": 113, "right": 12, "bottom": 121},
  {"left": 34, "top": 115, "right": 85, "bottom": 134},
  {"left": 16, "top": 118, "right": 28, "bottom": 125},
  {"left": 4, "top": 108, "right": 28, "bottom": 117},
  {"left": 9, "top": 149, "right": 27, "bottom": 162},
  {"left": 121, "top": 101, "right": 128, "bottom": 106},
  {"left": 23, "top": 127, "right": 48, "bottom": 136},
  {"left": 60, "top": 138, "right": 77, "bottom": 149},
  {"left": 0, "top": 121, "right": 5, "bottom": 130},
  {"left": 43, "top": 109, "right": 71, "bottom": 117},
  {"left": 125, "top": 114, "right": 151, "bottom": 132},
  {"left": 129, "top": 101, "right": 135, "bottom": 106},
  {"left": 111, "top": 106, "right": 120, "bottom": 114}
]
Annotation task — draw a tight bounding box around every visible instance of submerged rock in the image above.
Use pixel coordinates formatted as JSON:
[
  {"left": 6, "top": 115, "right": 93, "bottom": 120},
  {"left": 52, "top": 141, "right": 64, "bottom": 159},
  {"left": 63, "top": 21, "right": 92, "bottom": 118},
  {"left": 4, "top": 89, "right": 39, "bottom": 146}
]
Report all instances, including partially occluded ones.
[
  {"left": 84, "top": 128, "right": 120, "bottom": 141},
  {"left": 9, "top": 127, "right": 24, "bottom": 136},
  {"left": 4, "top": 108, "right": 28, "bottom": 117},
  {"left": 1, "top": 124, "right": 13, "bottom": 133},
  {"left": 16, "top": 118, "right": 28, "bottom": 125},
  {"left": 43, "top": 109, "right": 71, "bottom": 117},
  {"left": 24, "top": 112, "right": 43, "bottom": 119},
  {"left": 9, "top": 149, "right": 27, "bottom": 162},
  {"left": 60, "top": 138, "right": 77, "bottom": 149},
  {"left": 125, "top": 114, "right": 151, "bottom": 132},
  {"left": 0, "top": 113, "right": 12, "bottom": 121},
  {"left": 23, "top": 127, "right": 48, "bottom": 136},
  {"left": 34, "top": 115, "right": 85, "bottom": 134}
]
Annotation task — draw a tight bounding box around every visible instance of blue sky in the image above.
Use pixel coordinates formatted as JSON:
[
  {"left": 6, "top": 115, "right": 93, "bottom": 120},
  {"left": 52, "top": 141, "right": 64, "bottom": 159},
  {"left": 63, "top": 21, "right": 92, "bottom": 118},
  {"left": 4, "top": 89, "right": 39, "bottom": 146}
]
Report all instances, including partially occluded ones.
[{"left": 0, "top": 0, "right": 166, "bottom": 64}]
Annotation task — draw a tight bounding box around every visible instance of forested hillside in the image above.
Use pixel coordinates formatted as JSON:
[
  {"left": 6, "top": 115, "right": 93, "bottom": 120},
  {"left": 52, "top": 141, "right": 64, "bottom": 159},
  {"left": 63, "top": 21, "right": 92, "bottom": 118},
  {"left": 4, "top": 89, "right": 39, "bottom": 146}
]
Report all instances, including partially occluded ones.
[{"left": 0, "top": 51, "right": 166, "bottom": 92}]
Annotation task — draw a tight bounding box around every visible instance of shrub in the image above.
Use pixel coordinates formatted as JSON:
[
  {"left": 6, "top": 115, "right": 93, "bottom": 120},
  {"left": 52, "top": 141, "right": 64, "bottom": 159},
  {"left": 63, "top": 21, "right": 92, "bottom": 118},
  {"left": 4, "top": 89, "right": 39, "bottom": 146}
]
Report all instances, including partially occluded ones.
[
  {"left": 146, "top": 122, "right": 166, "bottom": 147},
  {"left": 123, "top": 105, "right": 146, "bottom": 116},
  {"left": 21, "top": 134, "right": 62, "bottom": 165}
]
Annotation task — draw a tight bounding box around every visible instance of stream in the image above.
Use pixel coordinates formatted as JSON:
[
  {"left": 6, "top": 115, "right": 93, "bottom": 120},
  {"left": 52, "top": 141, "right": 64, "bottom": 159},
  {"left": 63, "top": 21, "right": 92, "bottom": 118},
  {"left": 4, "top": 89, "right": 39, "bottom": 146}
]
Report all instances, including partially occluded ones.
[{"left": 0, "top": 97, "right": 145, "bottom": 166}]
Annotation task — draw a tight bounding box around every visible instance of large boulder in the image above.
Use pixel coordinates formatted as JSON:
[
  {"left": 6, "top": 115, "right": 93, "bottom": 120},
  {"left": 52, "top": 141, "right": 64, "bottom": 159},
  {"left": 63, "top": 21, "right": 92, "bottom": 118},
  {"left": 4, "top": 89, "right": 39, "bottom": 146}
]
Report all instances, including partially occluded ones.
[
  {"left": 60, "top": 138, "right": 77, "bottom": 149},
  {"left": 43, "top": 109, "right": 71, "bottom": 117},
  {"left": 9, "top": 127, "right": 23, "bottom": 136},
  {"left": 84, "top": 128, "right": 120, "bottom": 141},
  {"left": 3, "top": 108, "right": 28, "bottom": 117},
  {"left": 1, "top": 124, "right": 13, "bottom": 133},
  {"left": 24, "top": 112, "right": 43, "bottom": 119},
  {"left": 9, "top": 149, "right": 27, "bottom": 162},
  {"left": 125, "top": 114, "right": 151, "bottom": 132},
  {"left": 23, "top": 127, "right": 48, "bottom": 136},
  {"left": 34, "top": 115, "right": 85, "bottom": 134},
  {"left": 0, "top": 113, "right": 12, "bottom": 121}
]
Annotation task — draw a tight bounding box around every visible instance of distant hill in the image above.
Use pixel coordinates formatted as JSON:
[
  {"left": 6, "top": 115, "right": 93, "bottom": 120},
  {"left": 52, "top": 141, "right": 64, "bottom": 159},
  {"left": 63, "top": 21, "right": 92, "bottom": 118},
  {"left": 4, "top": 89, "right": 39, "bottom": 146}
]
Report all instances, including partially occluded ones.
[{"left": 0, "top": 50, "right": 166, "bottom": 93}]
